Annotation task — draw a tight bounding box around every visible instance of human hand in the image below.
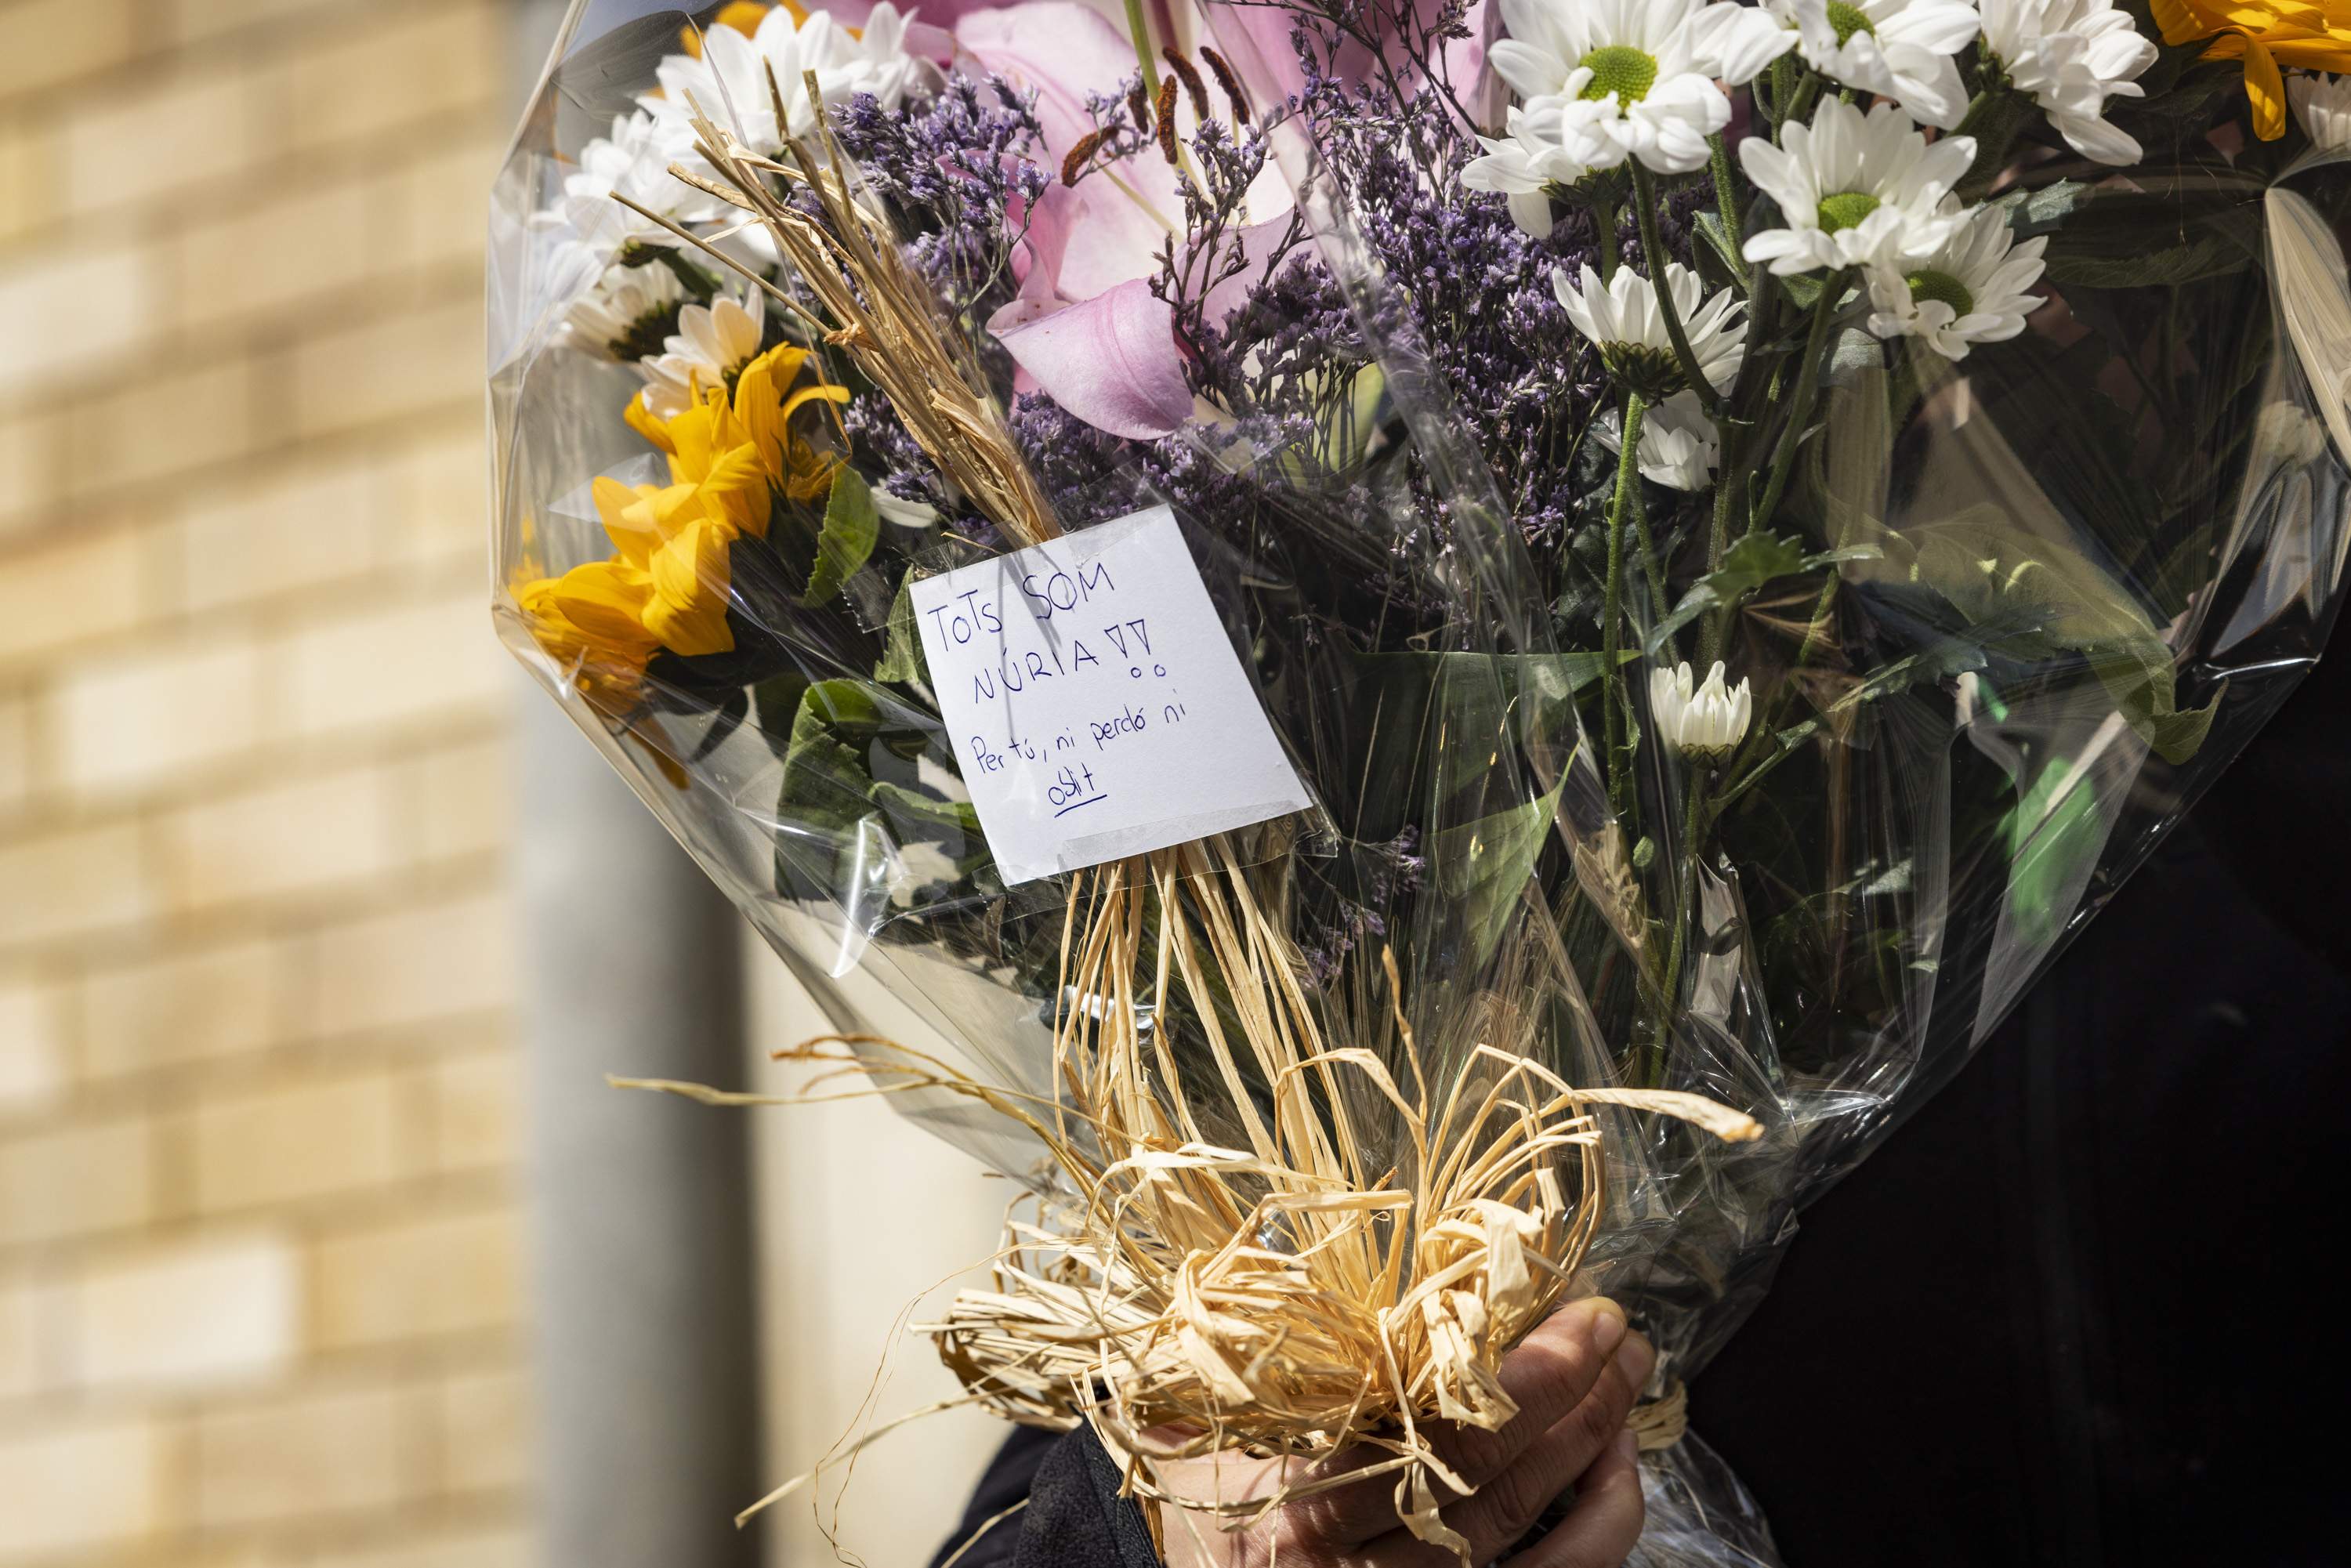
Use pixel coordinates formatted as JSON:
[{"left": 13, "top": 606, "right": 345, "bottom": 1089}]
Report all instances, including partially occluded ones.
[{"left": 1154, "top": 1296, "right": 1654, "bottom": 1567}]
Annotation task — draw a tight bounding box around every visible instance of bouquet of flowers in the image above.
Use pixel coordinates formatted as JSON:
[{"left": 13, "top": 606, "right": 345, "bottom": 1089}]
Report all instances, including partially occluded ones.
[{"left": 489, "top": 0, "right": 2351, "bottom": 1559}]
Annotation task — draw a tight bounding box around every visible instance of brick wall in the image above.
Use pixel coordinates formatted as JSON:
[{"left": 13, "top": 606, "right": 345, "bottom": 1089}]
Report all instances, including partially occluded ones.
[{"left": 0, "top": 2, "right": 533, "bottom": 1563}]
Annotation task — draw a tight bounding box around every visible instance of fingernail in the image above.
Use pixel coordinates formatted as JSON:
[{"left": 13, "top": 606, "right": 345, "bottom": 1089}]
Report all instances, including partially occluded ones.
[
  {"left": 1616, "top": 1331, "right": 1656, "bottom": 1388},
  {"left": 1585, "top": 1297, "right": 1628, "bottom": 1356}
]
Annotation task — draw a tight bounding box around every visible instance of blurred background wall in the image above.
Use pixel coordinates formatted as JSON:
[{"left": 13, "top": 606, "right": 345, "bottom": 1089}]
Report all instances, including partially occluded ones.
[{"left": 1, "top": 2, "right": 1003, "bottom": 1563}]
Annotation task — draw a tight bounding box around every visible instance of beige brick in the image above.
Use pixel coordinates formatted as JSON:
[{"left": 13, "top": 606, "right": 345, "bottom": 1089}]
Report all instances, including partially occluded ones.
[
  {"left": 436, "top": 1366, "right": 532, "bottom": 1494},
  {"left": 0, "top": 524, "right": 147, "bottom": 670},
  {"left": 191, "top": 1070, "right": 404, "bottom": 1211},
  {"left": 286, "top": 4, "right": 502, "bottom": 150},
  {"left": 313, "top": 1526, "right": 535, "bottom": 1568},
  {"left": 64, "top": 1230, "right": 300, "bottom": 1391},
  {"left": 0, "top": 1273, "right": 50, "bottom": 1400},
  {"left": 0, "top": 115, "right": 54, "bottom": 247},
  {"left": 195, "top": 1382, "right": 409, "bottom": 1526},
  {"left": 426, "top": 1048, "right": 516, "bottom": 1173},
  {"left": 175, "top": 177, "right": 383, "bottom": 331},
  {"left": 0, "top": 1417, "right": 165, "bottom": 1559},
  {"left": 388, "top": 132, "right": 501, "bottom": 276},
  {"left": 287, "top": 297, "right": 480, "bottom": 440},
  {"left": 411, "top": 737, "right": 509, "bottom": 864},
  {"left": 0, "top": 691, "right": 27, "bottom": 812},
  {"left": 65, "top": 66, "right": 274, "bottom": 216},
  {"left": 274, "top": 593, "right": 509, "bottom": 740},
  {"left": 0, "top": 404, "right": 65, "bottom": 532},
  {"left": 314, "top": 1206, "right": 520, "bottom": 1349},
  {"left": 172, "top": 0, "right": 366, "bottom": 45},
  {"left": 0, "top": 1116, "right": 153, "bottom": 1247},
  {"left": 299, "top": 889, "right": 513, "bottom": 1038},
  {"left": 176, "top": 451, "right": 383, "bottom": 614},
  {"left": 387, "top": 420, "right": 491, "bottom": 570},
  {"left": 0, "top": 0, "right": 139, "bottom": 99},
  {"left": 0, "top": 974, "right": 67, "bottom": 1117},
  {"left": 67, "top": 357, "right": 257, "bottom": 493},
  {"left": 161, "top": 766, "right": 400, "bottom": 911},
  {"left": 46, "top": 638, "right": 265, "bottom": 795},
  {"left": 0, "top": 241, "right": 153, "bottom": 392},
  {"left": 79, "top": 937, "right": 280, "bottom": 1077},
  {"left": 0, "top": 821, "right": 158, "bottom": 948}
]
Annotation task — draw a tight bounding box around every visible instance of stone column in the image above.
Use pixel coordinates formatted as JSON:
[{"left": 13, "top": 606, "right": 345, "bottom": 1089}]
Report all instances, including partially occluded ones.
[{"left": 506, "top": 5, "right": 765, "bottom": 1564}]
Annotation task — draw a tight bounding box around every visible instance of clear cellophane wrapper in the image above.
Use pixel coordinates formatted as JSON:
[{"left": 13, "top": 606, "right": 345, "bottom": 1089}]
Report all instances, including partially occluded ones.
[{"left": 491, "top": 5, "right": 2351, "bottom": 1560}]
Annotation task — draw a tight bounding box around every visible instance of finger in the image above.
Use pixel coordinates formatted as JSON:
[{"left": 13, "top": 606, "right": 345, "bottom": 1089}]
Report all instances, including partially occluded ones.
[
  {"left": 1442, "top": 1331, "right": 1654, "bottom": 1563},
  {"left": 1419, "top": 1298, "right": 1632, "bottom": 1497},
  {"left": 1516, "top": 1430, "right": 1646, "bottom": 1568},
  {"left": 1286, "top": 1299, "right": 1629, "bottom": 1548}
]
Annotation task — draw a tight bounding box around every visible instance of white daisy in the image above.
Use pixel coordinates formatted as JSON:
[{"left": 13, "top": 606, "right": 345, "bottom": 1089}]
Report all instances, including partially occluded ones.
[
  {"left": 647, "top": 2, "right": 925, "bottom": 154},
  {"left": 1739, "top": 100, "right": 1975, "bottom": 275},
  {"left": 2291, "top": 72, "right": 2351, "bottom": 151},
  {"left": 1650, "top": 660, "right": 1752, "bottom": 762},
  {"left": 1554, "top": 261, "right": 1748, "bottom": 397},
  {"left": 1765, "top": 0, "right": 1981, "bottom": 129},
  {"left": 1485, "top": 0, "right": 1795, "bottom": 177},
  {"left": 565, "top": 262, "right": 688, "bottom": 360},
  {"left": 549, "top": 109, "right": 720, "bottom": 260},
  {"left": 1976, "top": 0, "right": 2156, "bottom": 165},
  {"left": 638, "top": 288, "right": 768, "bottom": 418},
  {"left": 1864, "top": 204, "right": 2047, "bottom": 359},
  {"left": 1463, "top": 101, "right": 1611, "bottom": 236},
  {"left": 1596, "top": 388, "right": 1720, "bottom": 489}
]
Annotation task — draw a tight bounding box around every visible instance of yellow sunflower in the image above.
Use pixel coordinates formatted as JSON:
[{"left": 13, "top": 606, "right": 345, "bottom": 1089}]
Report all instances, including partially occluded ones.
[
  {"left": 517, "top": 342, "right": 851, "bottom": 703},
  {"left": 2152, "top": 0, "right": 2351, "bottom": 138}
]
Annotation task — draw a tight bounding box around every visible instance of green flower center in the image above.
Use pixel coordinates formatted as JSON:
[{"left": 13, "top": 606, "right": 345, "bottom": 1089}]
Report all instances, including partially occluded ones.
[
  {"left": 1816, "top": 190, "right": 1882, "bottom": 233},
  {"left": 1579, "top": 45, "right": 1659, "bottom": 104},
  {"left": 1905, "top": 268, "right": 1975, "bottom": 317},
  {"left": 1824, "top": 1, "right": 1875, "bottom": 45}
]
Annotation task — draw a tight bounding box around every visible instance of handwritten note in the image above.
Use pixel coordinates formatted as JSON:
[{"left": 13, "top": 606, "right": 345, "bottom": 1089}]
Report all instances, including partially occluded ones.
[{"left": 910, "top": 505, "right": 1313, "bottom": 885}]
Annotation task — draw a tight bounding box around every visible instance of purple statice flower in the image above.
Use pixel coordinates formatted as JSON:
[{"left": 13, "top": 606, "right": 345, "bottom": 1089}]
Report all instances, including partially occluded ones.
[
  {"left": 1299, "top": 826, "right": 1427, "bottom": 987},
  {"left": 1300, "top": 60, "right": 1603, "bottom": 548},
  {"left": 831, "top": 77, "right": 1049, "bottom": 331}
]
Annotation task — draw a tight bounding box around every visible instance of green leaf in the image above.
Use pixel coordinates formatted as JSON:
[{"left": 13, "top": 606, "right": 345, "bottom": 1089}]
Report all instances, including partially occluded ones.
[
  {"left": 1645, "top": 533, "right": 1882, "bottom": 654},
  {"left": 875, "top": 570, "right": 928, "bottom": 684},
  {"left": 2001, "top": 755, "right": 2105, "bottom": 947},
  {"left": 802, "top": 466, "right": 880, "bottom": 607},
  {"left": 1893, "top": 507, "right": 2222, "bottom": 762},
  {"left": 1428, "top": 779, "right": 1564, "bottom": 970},
  {"left": 2024, "top": 167, "right": 2265, "bottom": 289},
  {"left": 871, "top": 780, "right": 984, "bottom": 837},
  {"left": 1346, "top": 650, "right": 1621, "bottom": 837},
  {"left": 1691, "top": 210, "right": 1744, "bottom": 284}
]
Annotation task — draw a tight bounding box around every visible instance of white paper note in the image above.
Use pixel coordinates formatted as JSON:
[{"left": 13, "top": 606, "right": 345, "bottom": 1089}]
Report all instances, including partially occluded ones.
[{"left": 910, "top": 505, "right": 1313, "bottom": 885}]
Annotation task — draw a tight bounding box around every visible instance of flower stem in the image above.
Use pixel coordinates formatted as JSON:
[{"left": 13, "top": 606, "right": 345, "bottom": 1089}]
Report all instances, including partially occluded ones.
[
  {"left": 1601, "top": 389, "right": 1648, "bottom": 827},
  {"left": 1122, "top": 0, "right": 1162, "bottom": 100},
  {"left": 1781, "top": 71, "right": 1824, "bottom": 132},
  {"left": 1707, "top": 132, "right": 1748, "bottom": 288},
  {"left": 1751, "top": 270, "right": 1845, "bottom": 532},
  {"left": 1628, "top": 481, "right": 1670, "bottom": 654},
  {"left": 1655, "top": 767, "right": 1712, "bottom": 1081},
  {"left": 1629, "top": 162, "right": 1722, "bottom": 417},
  {"left": 1954, "top": 88, "right": 2037, "bottom": 201},
  {"left": 1594, "top": 195, "right": 1621, "bottom": 281}
]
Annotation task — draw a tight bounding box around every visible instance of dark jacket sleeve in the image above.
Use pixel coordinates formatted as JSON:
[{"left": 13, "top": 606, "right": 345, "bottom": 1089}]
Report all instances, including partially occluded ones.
[{"left": 932, "top": 1424, "right": 1162, "bottom": 1568}]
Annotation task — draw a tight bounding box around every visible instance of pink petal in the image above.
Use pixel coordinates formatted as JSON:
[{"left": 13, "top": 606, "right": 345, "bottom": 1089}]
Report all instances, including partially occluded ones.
[
  {"left": 954, "top": 2, "right": 1146, "bottom": 155},
  {"left": 1201, "top": 0, "right": 1487, "bottom": 109},
  {"left": 1198, "top": 214, "right": 1309, "bottom": 332},
  {"left": 995, "top": 279, "right": 1191, "bottom": 440},
  {"left": 956, "top": 3, "right": 1182, "bottom": 298}
]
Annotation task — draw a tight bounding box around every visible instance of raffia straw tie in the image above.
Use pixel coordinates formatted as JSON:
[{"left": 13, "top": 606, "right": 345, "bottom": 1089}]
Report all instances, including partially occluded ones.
[{"left": 1627, "top": 1378, "right": 1689, "bottom": 1454}]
